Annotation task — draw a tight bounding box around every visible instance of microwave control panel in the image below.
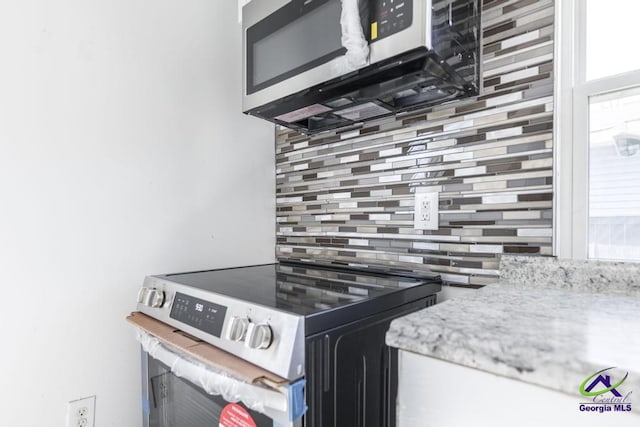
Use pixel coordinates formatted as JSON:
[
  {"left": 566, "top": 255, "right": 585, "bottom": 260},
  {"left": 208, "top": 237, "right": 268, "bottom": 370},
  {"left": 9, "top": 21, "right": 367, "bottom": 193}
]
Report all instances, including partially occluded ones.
[{"left": 370, "top": 0, "right": 413, "bottom": 42}]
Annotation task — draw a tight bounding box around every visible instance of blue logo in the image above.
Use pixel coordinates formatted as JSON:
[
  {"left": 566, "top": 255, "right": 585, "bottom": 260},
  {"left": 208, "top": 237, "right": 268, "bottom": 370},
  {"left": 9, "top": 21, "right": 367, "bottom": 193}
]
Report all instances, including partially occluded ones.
[{"left": 580, "top": 367, "right": 628, "bottom": 397}]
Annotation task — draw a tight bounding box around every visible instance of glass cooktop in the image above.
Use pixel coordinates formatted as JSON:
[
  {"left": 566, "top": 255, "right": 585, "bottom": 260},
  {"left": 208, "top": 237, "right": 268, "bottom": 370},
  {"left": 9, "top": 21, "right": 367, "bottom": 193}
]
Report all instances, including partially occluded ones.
[{"left": 159, "top": 261, "right": 441, "bottom": 317}]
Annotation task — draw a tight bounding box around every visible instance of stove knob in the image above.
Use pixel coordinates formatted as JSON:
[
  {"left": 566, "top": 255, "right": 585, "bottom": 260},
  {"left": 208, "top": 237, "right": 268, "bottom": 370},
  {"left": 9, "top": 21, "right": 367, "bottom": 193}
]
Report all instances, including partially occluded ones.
[
  {"left": 245, "top": 323, "right": 273, "bottom": 350},
  {"left": 226, "top": 316, "right": 249, "bottom": 342},
  {"left": 142, "top": 289, "right": 165, "bottom": 308},
  {"left": 137, "top": 288, "right": 148, "bottom": 303}
]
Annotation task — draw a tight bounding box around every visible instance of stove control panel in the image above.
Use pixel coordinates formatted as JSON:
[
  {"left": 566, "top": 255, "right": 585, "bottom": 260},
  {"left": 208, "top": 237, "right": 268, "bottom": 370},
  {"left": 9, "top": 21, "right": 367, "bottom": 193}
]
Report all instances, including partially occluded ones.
[
  {"left": 136, "top": 276, "right": 306, "bottom": 380},
  {"left": 169, "top": 292, "right": 228, "bottom": 338}
]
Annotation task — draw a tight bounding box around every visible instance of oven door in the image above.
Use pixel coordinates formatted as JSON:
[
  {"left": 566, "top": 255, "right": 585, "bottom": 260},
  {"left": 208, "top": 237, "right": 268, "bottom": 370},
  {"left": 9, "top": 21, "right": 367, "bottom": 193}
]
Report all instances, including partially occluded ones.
[
  {"left": 142, "top": 352, "right": 285, "bottom": 427},
  {"left": 242, "top": 0, "right": 370, "bottom": 112}
]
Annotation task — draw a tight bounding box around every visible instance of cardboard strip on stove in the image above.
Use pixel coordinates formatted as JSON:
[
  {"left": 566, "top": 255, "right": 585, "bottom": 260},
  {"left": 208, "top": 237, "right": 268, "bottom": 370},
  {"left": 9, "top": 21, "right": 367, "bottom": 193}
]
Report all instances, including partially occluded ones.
[{"left": 127, "top": 311, "right": 288, "bottom": 387}]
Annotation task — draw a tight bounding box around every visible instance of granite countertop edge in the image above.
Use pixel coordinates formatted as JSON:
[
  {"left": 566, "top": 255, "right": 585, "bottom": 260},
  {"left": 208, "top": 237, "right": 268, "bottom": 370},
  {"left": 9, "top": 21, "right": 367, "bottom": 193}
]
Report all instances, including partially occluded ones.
[{"left": 386, "top": 282, "right": 640, "bottom": 408}]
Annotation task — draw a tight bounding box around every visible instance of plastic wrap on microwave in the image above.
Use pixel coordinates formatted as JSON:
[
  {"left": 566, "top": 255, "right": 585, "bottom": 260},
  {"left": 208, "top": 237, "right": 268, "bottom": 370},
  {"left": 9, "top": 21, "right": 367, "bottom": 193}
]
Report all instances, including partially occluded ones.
[
  {"left": 331, "top": 0, "right": 370, "bottom": 75},
  {"left": 135, "top": 328, "right": 306, "bottom": 421}
]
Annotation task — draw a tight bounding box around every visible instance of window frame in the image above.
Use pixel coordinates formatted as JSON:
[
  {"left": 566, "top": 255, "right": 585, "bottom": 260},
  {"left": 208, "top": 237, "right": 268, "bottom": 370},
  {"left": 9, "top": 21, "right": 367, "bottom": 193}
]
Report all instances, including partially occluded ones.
[{"left": 554, "top": 0, "right": 640, "bottom": 259}]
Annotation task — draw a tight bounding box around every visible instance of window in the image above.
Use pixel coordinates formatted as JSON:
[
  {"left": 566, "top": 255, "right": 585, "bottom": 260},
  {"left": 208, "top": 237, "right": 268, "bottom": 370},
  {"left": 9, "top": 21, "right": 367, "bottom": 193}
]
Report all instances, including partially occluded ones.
[
  {"left": 588, "top": 88, "right": 640, "bottom": 260},
  {"left": 584, "top": 0, "right": 640, "bottom": 81},
  {"left": 556, "top": 0, "right": 640, "bottom": 261}
]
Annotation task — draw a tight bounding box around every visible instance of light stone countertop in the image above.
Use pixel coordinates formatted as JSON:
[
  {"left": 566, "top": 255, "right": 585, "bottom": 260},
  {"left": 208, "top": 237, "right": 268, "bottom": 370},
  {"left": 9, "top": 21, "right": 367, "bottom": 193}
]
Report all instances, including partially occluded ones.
[
  {"left": 499, "top": 255, "right": 640, "bottom": 296},
  {"left": 386, "top": 256, "right": 640, "bottom": 408}
]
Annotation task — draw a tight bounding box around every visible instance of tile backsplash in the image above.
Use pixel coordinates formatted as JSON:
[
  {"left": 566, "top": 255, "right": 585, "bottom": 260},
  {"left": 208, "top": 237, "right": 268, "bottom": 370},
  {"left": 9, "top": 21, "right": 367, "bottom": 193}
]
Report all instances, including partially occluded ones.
[{"left": 275, "top": 0, "right": 554, "bottom": 287}]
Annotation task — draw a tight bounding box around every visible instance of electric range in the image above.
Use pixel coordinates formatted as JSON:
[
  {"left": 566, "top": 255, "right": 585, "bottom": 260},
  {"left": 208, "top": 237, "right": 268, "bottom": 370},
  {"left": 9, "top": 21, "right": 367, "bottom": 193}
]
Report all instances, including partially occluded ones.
[{"left": 137, "top": 260, "right": 441, "bottom": 427}]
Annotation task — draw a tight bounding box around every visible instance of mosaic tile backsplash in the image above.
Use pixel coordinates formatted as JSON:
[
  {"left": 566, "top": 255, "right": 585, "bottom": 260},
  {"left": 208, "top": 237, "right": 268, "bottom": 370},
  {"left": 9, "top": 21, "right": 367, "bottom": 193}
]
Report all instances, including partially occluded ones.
[{"left": 275, "top": 0, "right": 554, "bottom": 287}]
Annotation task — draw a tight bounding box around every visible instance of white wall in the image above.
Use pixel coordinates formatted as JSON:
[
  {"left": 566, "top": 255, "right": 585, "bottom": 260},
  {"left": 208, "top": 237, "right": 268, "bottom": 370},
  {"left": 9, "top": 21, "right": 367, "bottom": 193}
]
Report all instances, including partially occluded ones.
[{"left": 0, "top": 1, "right": 275, "bottom": 426}]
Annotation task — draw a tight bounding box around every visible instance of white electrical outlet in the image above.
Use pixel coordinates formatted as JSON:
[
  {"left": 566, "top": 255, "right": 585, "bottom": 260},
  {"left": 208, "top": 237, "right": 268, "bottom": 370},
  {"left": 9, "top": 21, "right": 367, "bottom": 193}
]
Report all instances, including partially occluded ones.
[
  {"left": 67, "top": 396, "right": 95, "bottom": 427},
  {"left": 414, "top": 190, "right": 439, "bottom": 230}
]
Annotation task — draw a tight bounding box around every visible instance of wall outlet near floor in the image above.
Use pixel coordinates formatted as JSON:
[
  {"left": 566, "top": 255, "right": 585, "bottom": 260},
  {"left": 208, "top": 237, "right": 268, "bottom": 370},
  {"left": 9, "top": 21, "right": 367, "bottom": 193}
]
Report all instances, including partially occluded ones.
[
  {"left": 414, "top": 191, "right": 439, "bottom": 230},
  {"left": 67, "top": 396, "right": 95, "bottom": 427}
]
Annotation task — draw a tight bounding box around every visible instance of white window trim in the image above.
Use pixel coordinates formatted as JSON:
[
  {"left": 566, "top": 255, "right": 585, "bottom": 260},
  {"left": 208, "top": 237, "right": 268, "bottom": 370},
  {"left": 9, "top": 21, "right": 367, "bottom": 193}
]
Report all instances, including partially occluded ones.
[
  {"left": 238, "top": 0, "right": 251, "bottom": 23},
  {"left": 553, "top": 0, "right": 577, "bottom": 258},
  {"left": 554, "top": 0, "right": 640, "bottom": 259}
]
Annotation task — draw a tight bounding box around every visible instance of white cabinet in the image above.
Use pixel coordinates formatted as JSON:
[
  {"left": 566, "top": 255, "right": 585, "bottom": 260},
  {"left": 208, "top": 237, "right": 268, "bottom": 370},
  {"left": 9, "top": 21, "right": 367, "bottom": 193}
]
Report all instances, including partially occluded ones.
[{"left": 397, "top": 350, "right": 640, "bottom": 427}]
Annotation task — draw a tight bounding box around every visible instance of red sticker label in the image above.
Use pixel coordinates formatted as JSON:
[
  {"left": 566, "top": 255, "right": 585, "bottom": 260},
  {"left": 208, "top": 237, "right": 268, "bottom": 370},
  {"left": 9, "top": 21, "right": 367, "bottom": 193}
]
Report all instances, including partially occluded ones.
[{"left": 219, "top": 403, "right": 258, "bottom": 427}]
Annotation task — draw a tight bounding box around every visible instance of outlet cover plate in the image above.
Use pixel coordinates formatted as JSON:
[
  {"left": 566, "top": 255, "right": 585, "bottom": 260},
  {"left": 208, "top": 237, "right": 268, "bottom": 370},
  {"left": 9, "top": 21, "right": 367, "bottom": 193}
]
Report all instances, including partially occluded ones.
[
  {"left": 414, "top": 190, "right": 439, "bottom": 230},
  {"left": 67, "top": 395, "right": 95, "bottom": 427}
]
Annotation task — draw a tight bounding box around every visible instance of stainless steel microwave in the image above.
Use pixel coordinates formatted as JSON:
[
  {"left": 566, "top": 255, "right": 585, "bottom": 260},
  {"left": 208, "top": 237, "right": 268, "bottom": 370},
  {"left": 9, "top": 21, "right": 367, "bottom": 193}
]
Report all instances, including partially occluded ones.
[{"left": 242, "top": 0, "right": 480, "bottom": 134}]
